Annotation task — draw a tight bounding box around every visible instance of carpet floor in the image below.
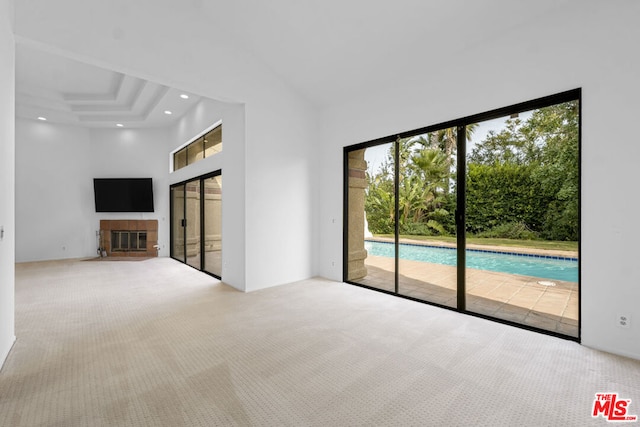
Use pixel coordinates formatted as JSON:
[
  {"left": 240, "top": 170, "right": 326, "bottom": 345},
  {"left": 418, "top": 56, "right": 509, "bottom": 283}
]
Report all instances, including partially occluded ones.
[{"left": 1, "top": 258, "right": 639, "bottom": 426}]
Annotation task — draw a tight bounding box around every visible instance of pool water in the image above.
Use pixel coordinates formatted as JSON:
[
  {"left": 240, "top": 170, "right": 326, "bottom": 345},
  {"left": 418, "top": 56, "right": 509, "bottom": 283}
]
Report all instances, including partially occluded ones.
[{"left": 365, "top": 240, "right": 578, "bottom": 282}]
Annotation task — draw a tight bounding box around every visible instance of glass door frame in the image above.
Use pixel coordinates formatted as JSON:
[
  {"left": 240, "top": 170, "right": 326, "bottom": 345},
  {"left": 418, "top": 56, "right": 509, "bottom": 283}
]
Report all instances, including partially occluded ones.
[
  {"left": 170, "top": 184, "right": 186, "bottom": 262},
  {"left": 343, "top": 88, "right": 581, "bottom": 342},
  {"left": 170, "top": 169, "right": 222, "bottom": 279}
]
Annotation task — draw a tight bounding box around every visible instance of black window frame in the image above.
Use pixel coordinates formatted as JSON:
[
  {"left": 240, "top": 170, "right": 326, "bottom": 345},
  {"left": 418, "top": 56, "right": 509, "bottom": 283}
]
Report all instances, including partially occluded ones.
[
  {"left": 172, "top": 123, "right": 222, "bottom": 172},
  {"left": 170, "top": 169, "right": 223, "bottom": 279},
  {"left": 343, "top": 88, "right": 581, "bottom": 342}
]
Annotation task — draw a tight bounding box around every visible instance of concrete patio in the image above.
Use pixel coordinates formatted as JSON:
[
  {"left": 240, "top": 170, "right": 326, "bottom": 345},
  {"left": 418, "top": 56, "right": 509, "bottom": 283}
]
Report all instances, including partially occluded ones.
[{"left": 354, "top": 254, "right": 579, "bottom": 338}]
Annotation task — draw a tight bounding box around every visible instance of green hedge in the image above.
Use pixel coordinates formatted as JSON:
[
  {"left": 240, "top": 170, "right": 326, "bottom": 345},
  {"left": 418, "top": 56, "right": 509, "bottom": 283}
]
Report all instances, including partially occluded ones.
[{"left": 465, "top": 163, "right": 550, "bottom": 235}]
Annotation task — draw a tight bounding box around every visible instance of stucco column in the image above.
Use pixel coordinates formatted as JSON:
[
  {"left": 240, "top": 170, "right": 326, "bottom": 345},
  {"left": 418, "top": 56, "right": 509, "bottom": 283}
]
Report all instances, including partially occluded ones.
[{"left": 347, "top": 149, "right": 368, "bottom": 280}]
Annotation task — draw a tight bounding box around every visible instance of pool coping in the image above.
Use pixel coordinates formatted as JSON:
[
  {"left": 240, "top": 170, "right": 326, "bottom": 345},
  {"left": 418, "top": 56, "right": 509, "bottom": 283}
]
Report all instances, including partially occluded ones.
[{"left": 365, "top": 237, "right": 579, "bottom": 261}]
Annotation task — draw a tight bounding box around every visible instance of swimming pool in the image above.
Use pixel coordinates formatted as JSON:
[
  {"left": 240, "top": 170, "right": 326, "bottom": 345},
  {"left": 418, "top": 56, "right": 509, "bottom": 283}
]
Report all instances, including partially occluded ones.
[{"left": 365, "top": 240, "right": 578, "bottom": 282}]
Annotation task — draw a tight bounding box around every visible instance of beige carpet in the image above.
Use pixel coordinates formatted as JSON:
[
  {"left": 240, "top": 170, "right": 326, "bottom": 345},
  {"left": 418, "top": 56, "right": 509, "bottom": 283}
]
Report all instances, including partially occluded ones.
[{"left": 1, "top": 258, "right": 639, "bottom": 426}]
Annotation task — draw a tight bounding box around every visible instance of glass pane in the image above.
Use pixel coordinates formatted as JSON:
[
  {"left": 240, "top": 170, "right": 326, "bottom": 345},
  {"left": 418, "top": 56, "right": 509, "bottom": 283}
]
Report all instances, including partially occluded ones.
[
  {"left": 187, "top": 138, "right": 204, "bottom": 165},
  {"left": 348, "top": 143, "right": 395, "bottom": 291},
  {"left": 174, "top": 148, "right": 187, "bottom": 171},
  {"left": 204, "top": 126, "right": 222, "bottom": 157},
  {"left": 203, "top": 174, "right": 222, "bottom": 277},
  {"left": 121, "top": 232, "right": 129, "bottom": 250},
  {"left": 397, "top": 129, "right": 458, "bottom": 308},
  {"left": 185, "top": 179, "right": 201, "bottom": 269},
  {"left": 465, "top": 100, "right": 579, "bottom": 337},
  {"left": 110, "top": 232, "right": 117, "bottom": 250},
  {"left": 171, "top": 185, "right": 185, "bottom": 261}
]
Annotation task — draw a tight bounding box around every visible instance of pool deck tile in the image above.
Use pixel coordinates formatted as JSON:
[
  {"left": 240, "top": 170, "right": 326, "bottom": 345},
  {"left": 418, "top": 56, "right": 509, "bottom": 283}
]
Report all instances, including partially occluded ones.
[{"left": 353, "top": 255, "right": 579, "bottom": 338}]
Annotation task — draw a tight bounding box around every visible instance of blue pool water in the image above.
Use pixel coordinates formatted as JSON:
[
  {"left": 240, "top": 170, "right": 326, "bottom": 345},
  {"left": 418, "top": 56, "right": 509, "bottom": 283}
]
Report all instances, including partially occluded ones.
[{"left": 365, "top": 240, "right": 578, "bottom": 282}]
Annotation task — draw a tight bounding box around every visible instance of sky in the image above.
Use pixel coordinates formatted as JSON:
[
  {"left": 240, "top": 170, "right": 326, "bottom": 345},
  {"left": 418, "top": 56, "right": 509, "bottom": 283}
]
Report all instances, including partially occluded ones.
[{"left": 363, "top": 110, "right": 534, "bottom": 175}]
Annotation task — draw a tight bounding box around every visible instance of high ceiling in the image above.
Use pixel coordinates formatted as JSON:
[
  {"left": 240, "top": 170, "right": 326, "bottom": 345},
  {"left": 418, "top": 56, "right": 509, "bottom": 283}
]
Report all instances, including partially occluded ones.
[
  {"left": 211, "top": 0, "right": 576, "bottom": 107},
  {"left": 15, "top": 45, "right": 202, "bottom": 128},
  {"left": 14, "top": 0, "right": 578, "bottom": 124}
]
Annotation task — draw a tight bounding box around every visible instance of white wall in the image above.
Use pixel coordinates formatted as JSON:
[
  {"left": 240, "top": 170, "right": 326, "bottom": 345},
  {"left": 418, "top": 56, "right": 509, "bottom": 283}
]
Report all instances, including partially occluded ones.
[
  {"left": 168, "top": 98, "right": 246, "bottom": 291},
  {"left": 0, "top": 0, "right": 15, "bottom": 369},
  {"left": 318, "top": 2, "right": 640, "bottom": 360},
  {"left": 243, "top": 96, "right": 318, "bottom": 291},
  {"left": 10, "top": 1, "right": 640, "bottom": 361},
  {"left": 165, "top": 94, "right": 317, "bottom": 292},
  {"left": 89, "top": 127, "right": 171, "bottom": 255},
  {"left": 14, "top": 0, "right": 319, "bottom": 291},
  {"left": 15, "top": 119, "right": 171, "bottom": 262},
  {"left": 169, "top": 99, "right": 227, "bottom": 183}
]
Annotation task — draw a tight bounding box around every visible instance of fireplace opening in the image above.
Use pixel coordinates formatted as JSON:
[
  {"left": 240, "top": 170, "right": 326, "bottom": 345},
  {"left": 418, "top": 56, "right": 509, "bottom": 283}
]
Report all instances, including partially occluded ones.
[
  {"left": 111, "top": 231, "right": 147, "bottom": 252},
  {"left": 100, "top": 220, "right": 158, "bottom": 257}
]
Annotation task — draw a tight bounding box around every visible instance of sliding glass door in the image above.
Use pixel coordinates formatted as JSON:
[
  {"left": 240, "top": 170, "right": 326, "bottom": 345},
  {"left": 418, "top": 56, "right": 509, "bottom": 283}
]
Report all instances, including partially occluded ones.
[
  {"left": 464, "top": 101, "right": 580, "bottom": 337},
  {"left": 171, "top": 185, "right": 185, "bottom": 260},
  {"left": 203, "top": 175, "right": 222, "bottom": 277},
  {"left": 396, "top": 129, "right": 459, "bottom": 309},
  {"left": 185, "top": 178, "right": 201, "bottom": 270},
  {"left": 170, "top": 170, "right": 222, "bottom": 279},
  {"left": 344, "top": 90, "right": 580, "bottom": 340}
]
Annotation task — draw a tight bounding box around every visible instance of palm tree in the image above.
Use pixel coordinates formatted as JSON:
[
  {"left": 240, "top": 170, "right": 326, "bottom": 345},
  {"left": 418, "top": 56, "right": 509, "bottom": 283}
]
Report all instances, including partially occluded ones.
[
  {"left": 410, "top": 147, "right": 449, "bottom": 186},
  {"left": 432, "top": 124, "right": 478, "bottom": 159},
  {"left": 407, "top": 125, "right": 477, "bottom": 193}
]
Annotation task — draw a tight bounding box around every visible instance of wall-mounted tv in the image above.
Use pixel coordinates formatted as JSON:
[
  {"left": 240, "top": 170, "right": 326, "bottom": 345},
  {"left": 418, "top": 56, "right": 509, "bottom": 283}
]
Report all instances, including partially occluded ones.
[{"left": 94, "top": 178, "right": 154, "bottom": 212}]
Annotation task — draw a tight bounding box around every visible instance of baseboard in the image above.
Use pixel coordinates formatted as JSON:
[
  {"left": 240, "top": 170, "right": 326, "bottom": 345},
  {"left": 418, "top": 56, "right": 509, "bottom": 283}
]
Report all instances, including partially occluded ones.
[
  {"left": 585, "top": 343, "right": 640, "bottom": 362},
  {"left": 0, "top": 335, "right": 16, "bottom": 372}
]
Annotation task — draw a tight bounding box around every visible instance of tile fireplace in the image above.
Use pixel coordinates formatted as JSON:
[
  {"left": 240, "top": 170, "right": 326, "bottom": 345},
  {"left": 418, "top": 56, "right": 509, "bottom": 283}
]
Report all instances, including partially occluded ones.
[{"left": 99, "top": 220, "right": 158, "bottom": 257}]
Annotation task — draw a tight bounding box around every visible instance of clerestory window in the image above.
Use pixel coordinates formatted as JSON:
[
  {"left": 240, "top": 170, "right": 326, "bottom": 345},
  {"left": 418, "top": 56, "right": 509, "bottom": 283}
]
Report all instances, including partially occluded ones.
[{"left": 172, "top": 124, "right": 222, "bottom": 172}]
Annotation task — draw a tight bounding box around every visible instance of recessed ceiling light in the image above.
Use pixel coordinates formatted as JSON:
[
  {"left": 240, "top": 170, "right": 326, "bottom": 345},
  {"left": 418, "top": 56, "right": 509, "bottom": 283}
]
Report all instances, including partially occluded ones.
[
  {"left": 164, "top": 110, "right": 173, "bottom": 115},
  {"left": 180, "top": 94, "right": 189, "bottom": 99},
  {"left": 116, "top": 123, "right": 124, "bottom": 127},
  {"left": 37, "top": 116, "right": 47, "bottom": 121}
]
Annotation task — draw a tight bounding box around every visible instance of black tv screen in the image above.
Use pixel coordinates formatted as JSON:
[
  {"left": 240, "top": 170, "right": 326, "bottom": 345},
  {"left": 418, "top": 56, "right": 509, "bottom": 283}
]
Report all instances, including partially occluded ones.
[{"left": 94, "top": 178, "right": 154, "bottom": 212}]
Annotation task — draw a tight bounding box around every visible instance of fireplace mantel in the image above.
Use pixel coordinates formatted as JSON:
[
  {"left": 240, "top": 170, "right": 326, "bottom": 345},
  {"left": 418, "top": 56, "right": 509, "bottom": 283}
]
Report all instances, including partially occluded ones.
[{"left": 99, "top": 220, "right": 158, "bottom": 257}]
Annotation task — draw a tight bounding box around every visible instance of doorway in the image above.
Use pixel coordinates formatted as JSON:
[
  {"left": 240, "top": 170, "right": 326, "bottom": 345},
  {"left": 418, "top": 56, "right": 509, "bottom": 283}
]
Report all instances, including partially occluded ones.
[{"left": 171, "top": 170, "right": 222, "bottom": 279}]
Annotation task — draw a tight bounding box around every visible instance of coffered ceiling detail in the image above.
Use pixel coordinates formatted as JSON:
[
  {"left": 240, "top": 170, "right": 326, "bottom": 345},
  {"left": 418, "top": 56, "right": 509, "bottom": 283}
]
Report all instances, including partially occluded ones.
[{"left": 15, "top": 45, "right": 200, "bottom": 128}]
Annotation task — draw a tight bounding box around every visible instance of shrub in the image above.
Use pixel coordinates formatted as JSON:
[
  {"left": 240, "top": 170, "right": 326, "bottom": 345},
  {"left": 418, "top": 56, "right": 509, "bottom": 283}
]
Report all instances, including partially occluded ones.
[
  {"left": 476, "top": 222, "right": 539, "bottom": 240},
  {"left": 400, "top": 222, "right": 434, "bottom": 236}
]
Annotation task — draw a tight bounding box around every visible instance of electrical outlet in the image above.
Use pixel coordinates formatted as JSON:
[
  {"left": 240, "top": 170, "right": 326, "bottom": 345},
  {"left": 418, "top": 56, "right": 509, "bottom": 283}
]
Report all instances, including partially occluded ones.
[{"left": 617, "top": 314, "right": 631, "bottom": 329}]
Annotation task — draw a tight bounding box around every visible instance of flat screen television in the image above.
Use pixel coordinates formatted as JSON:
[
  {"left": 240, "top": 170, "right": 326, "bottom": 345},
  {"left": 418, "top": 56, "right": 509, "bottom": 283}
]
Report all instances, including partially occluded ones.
[{"left": 94, "top": 178, "right": 154, "bottom": 212}]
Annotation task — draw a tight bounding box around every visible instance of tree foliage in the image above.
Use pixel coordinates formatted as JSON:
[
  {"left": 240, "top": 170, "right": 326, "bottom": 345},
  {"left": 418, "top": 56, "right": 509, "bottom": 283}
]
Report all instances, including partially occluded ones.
[
  {"left": 363, "top": 100, "right": 579, "bottom": 241},
  {"left": 465, "top": 163, "right": 549, "bottom": 235},
  {"left": 364, "top": 135, "right": 453, "bottom": 235}
]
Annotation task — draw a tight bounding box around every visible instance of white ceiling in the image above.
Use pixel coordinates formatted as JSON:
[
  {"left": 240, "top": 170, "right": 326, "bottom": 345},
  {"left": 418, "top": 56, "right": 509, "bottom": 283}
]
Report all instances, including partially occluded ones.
[
  {"left": 15, "top": 45, "right": 202, "bottom": 128},
  {"left": 14, "top": 0, "right": 577, "bottom": 122},
  {"left": 214, "top": 0, "right": 576, "bottom": 106}
]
